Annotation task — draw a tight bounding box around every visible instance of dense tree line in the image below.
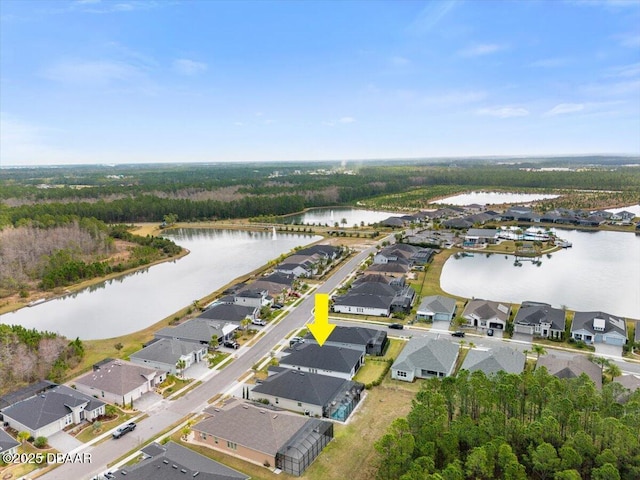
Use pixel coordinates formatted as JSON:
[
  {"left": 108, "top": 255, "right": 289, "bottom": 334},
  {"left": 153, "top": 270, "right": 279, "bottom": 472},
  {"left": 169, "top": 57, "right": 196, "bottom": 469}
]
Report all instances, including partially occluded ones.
[
  {"left": 0, "top": 217, "right": 181, "bottom": 294},
  {"left": 375, "top": 368, "right": 640, "bottom": 480},
  {"left": 0, "top": 325, "right": 84, "bottom": 394}
]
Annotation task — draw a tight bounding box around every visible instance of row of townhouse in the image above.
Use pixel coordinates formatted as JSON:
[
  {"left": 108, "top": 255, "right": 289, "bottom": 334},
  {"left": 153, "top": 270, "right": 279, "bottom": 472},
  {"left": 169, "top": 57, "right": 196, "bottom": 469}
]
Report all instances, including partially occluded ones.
[{"left": 273, "top": 245, "right": 343, "bottom": 278}]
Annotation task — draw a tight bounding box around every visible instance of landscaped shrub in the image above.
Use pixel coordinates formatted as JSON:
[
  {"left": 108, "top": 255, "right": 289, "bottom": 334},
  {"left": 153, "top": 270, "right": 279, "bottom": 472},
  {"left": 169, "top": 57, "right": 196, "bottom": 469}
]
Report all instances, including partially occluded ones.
[{"left": 34, "top": 436, "right": 48, "bottom": 448}]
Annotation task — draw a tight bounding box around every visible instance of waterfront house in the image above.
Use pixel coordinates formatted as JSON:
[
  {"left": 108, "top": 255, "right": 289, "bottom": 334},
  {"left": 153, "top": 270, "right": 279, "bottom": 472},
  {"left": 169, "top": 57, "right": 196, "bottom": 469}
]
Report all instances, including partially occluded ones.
[
  {"left": 537, "top": 355, "right": 602, "bottom": 389},
  {"left": 460, "top": 347, "right": 526, "bottom": 376},
  {"left": 250, "top": 369, "right": 364, "bottom": 421},
  {"left": 74, "top": 358, "right": 166, "bottom": 405},
  {"left": 118, "top": 441, "right": 249, "bottom": 480},
  {"left": 1, "top": 385, "right": 105, "bottom": 438},
  {"left": 513, "top": 301, "right": 566, "bottom": 339},
  {"left": 192, "top": 399, "right": 333, "bottom": 476},
  {"left": 232, "top": 288, "right": 272, "bottom": 308},
  {"left": 570, "top": 311, "right": 627, "bottom": 346},
  {"left": 156, "top": 317, "right": 238, "bottom": 345},
  {"left": 463, "top": 228, "right": 499, "bottom": 247},
  {"left": 462, "top": 299, "right": 510, "bottom": 330},
  {"left": 274, "top": 262, "right": 313, "bottom": 277},
  {"left": 279, "top": 343, "right": 364, "bottom": 380},
  {"left": 332, "top": 282, "right": 415, "bottom": 316},
  {"left": 391, "top": 338, "right": 459, "bottom": 382},
  {"left": 199, "top": 303, "right": 259, "bottom": 324},
  {"left": 129, "top": 338, "right": 208, "bottom": 376},
  {"left": 416, "top": 295, "right": 457, "bottom": 322},
  {"left": 303, "top": 326, "right": 388, "bottom": 356}
]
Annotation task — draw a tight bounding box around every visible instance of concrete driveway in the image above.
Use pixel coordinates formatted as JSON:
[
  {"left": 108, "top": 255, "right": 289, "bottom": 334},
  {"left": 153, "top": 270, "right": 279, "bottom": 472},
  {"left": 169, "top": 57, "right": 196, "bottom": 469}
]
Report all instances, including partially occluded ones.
[
  {"left": 134, "top": 391, "right": 163, "bottom": 412},
  {"left": 594, "top": 342, "right": 623, "bottom": 358},
  {"left": 48, "top": 430, "right": 84, "bottom": 453}
]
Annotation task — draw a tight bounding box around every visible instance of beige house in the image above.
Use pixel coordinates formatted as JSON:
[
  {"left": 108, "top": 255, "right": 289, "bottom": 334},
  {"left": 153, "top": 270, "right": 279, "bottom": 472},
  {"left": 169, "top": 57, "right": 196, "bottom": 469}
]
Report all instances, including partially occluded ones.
[{"left": 192, "top": 399, "right": 333, "bottom": 476}]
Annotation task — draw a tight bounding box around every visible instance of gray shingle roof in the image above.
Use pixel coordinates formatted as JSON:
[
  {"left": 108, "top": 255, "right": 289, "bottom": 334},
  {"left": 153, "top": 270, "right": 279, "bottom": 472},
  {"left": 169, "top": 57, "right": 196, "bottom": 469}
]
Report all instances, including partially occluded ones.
[
  {"left": 303, "top": 326, "right": 384, "bottom": 347},
  {"left": 417, "top": 295, "right": 457, "bottom": 315},
  {"left": 537, "top": 355, "right": 602, "bottom": 389},
  {"left": 120, "top": 441, "right": 248, "bottom": 480},
  {"left": 262, "top": 272, "right": 295, "bottom": 285},
  {"left": 130, "top": 338, "right": 204, "bottom": 365},
  {"left": 514, "top": 301, "right": 566, "bottom": 331},
  {"left": 392, "top": 338, "right": 459, "bottom": 375},
  {"left": 75, "top": 360, "right": 161, "bottom": 396},
  {"left": 571, "top": 311, "right": 627, "bottom": 337},
  {"left": 252, "top": 369, "right": 359, "bottom": 407},
  {"left": 280, "top": 343, "right": 362, "bottom": 374},
  {"left": 199, "top": 304, "right": 257, "bottom": 323},
  {"left": 366, "top": 263, "right": 409, "bottom": 274},
  {"left": 461, "top": 347, "right": 525, "bottom": 375},
  {"left": 614, "top": 375, "right": 640, "bottom": 393},
  {"left": 1, "top": 385, "right": 105, "bottom": 431},
  {"left": 195, "top": 400, "right": 311, "bottom": 456},
  {"left": 156, "top": 318, "right": 226, "bottom": 343},
  {"left": 463, "top": 299, "right": 510, "bottom": 322},
  {"left": 0, "top": 429, "right": 19, "bottom": 453}
]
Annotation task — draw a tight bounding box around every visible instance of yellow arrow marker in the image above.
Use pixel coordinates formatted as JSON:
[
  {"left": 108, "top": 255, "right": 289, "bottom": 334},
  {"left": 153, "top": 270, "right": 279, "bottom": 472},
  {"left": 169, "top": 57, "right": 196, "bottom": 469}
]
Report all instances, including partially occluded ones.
[{"left": 307, "top": 293, "right": 336, "bottom": 347}]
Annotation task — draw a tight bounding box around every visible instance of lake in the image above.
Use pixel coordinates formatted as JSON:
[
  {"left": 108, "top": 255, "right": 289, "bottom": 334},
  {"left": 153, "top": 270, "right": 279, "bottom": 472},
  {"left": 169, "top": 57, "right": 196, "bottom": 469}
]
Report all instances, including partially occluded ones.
[
  {"left": 0, "top": 229, "right": 321, "bottom": 340},
  {"left": 431, "top": 191, "right": 559, "bottom": 206},
  {"left": 440, "top": 229, "right": 640, "bottom": 319},
  {"left": 283, "top": 207, "right": 401, "bottom": 226}
]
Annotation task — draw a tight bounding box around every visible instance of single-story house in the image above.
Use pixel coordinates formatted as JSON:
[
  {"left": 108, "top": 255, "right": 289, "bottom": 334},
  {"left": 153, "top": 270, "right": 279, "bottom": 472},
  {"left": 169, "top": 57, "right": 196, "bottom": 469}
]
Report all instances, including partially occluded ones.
[
  {"left": 570, "top": 311, "right": 628, "bottom": 346},
  {"left": 262, "top": 272, "right": 296, "bottom": 286},
  {"left": 1, "top": 385, "right": 105, "bottom": 438},
  {"left": 463, "top": 228, "right": 499, "bottom": 247},
  {"left": 192, "top": 399, "right": 333, "bottom": 476},
  {"left": 332, "top": 282, "right": 415, "bottom": 317},
  {"left": 513, "top": 301, "right": 566, "bottom": 339},
  {"left": 116, "top": 441, "right": 249, "bottom": 480},
  {"left": 240, "top": 279, "right": 291, "bottom": 298},
  {"left": 416, "top": 295, "right": 457, "bottom": 322},
  {"left": 410, "top": 248, "right": 436, "bottom": 265},
  {"left": 74, "top": 358, "right": 166, "bottom": 405},
  {"left": 129, "top": 338, "right": 208, "bottom": 376},
  {"left": 365, "top": 262, "right": 410, "bottom": 275},
  {"left": 352, "top": 273, "right": 405, "bottom": 288},
  {"left": 303, "top": 326, "right": 388, "bottom": 356},
  {"left": 0, "top": 429, "right": 19, "bottom": 457},
  {"left": 274, "top": 262, "right": 313, "bottom": 278},
  {"left": 462, "top": 299, "right": 510, "bottom": 330},
  {"left": 296, "top": 244, "right": 341, "bottom": 260},
  {"left": 613, "top": 375, "right": 640, "bottom": 403},
  {"left": 0, "top": 380, "right": 57, "bottom": 411},
  {"left": 460, "top": 347, "right": 525, "bottom": 376},
  {"left": 379, "top": 217, "right": 406, "bottom": 228},
  {"left": 156, "top": 317, "right": 238, "bottom": 346},
  {"left": 280, "top": 343, "right": 364, "bottom": 380},
  {"left": 391, "top": 338, "right": 459, "bottom": 382},
  {"left": 199, "top": 303, "right": 259, "bottom": 324},
  {"left": 537, "top": 355, "right": 602, "bottom": 389},
  {"left": 250, "top": 369, "right": 364, "bottom": 421}
]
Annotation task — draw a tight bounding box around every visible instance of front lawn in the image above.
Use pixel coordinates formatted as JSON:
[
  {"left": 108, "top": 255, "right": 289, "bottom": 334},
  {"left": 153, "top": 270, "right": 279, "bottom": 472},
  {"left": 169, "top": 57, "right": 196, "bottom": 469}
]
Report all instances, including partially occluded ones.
[
  {"left": 208, "top": 352, "right": 230, "bottom": 369},
  {"left": 75, "top": 407, "right": 135, "bottom": 443},
  {"left": 159, "top": 375, "right": 192, "bottom": 398}
]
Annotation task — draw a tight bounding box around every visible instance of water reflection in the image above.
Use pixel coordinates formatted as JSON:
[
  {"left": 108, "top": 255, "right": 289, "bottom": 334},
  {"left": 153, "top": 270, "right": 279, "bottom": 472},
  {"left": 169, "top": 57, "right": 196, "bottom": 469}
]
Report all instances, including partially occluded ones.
[
  {"left": 441, "top": 230, "right": 640, "bottom": 318},
  {"left": 0, "top": 230, "right": 321, "bottom": 340},
  {"left": 284, "top": 207, "right": 401, "bottom": 226}
]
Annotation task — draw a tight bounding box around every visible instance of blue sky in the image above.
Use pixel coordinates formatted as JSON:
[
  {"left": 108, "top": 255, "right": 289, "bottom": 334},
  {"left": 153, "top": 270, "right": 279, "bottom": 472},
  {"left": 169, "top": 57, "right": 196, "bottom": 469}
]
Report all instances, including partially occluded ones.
[{"left": 1, "top": 0, "right": 639, "bottom": 165}]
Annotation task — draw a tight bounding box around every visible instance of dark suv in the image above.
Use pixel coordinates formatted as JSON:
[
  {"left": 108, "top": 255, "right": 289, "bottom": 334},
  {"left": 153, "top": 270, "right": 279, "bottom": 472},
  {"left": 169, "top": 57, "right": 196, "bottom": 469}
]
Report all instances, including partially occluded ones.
[
  {"left": 451, "top": 331, "right": 465, "bottom": 338},
  {"left": 112, "top": 422, "right": 136, "bottom": 439},
  {"left": 388, "top": 323, "right": 404, "bottom": 330},
  {"left": 224, "top": 340, "right": 239, "bottom": 349}
]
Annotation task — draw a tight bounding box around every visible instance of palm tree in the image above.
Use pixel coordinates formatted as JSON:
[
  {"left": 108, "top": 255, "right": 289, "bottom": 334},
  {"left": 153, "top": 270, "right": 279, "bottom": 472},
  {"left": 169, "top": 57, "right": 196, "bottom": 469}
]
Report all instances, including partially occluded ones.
[
  {"left": 532, "top": 344, "right": 547, "bottom": 360},
  {"left": 240, "top": 317, "right": 251, "bottom": 331},
  {"left": 590, "top": 355, "right": 610, "bottom": 379},
  {"left": 176, "top": 359, "right": 187, "bottom": 379},
  {"left": 605, "top": 362, "right": 622, "bottom": 382},
  {"left": 523, "top": 349, "right": 530, "bottom": 358}
]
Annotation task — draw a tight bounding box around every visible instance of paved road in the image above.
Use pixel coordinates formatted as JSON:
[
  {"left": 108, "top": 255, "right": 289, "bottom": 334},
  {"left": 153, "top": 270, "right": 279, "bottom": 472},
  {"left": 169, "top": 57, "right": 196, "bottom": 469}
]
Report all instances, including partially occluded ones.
[{"left": 40, "top": 240, "right": 383, "bottom": 480}]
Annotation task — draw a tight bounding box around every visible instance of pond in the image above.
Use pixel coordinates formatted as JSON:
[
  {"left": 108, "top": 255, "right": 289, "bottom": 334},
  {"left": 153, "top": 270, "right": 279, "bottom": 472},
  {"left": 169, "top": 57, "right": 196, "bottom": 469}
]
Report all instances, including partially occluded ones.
[
  {"left": 440, "top": 229, "right": 640, "bottom": 319},
  {"left": 431, "top": 191, "right": 559, "bottom": 206},
  {"left": 283, "top": 207, "right": 401, "bottom": 226},
  {"left": 0, "top": 229, "right": 321, "bottom": 340}
]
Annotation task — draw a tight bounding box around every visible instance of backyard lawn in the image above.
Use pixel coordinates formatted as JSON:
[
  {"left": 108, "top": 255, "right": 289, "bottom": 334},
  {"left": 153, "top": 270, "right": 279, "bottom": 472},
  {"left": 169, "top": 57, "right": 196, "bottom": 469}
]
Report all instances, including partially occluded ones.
[{"left": 353, "top": 361, "right": 388, "bottom": 385}]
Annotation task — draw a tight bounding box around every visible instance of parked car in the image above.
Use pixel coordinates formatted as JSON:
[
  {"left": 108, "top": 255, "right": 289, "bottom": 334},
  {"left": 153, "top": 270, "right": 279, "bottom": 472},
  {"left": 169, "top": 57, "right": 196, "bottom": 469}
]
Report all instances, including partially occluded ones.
[
  {"left": 487, "top": 329, "right": 494, "bottom": 336},
  {"left": 291, "top": 336, "right": 304, "bottom": 343},
  {"left": 271, "top": 303, "right": 284, "bottom": 309},
  {"left": 451, "top": 331, "right": 465, "bottom": 338},
  {"left": 252, "top": 319, "right": 266, "bottom": 326},
  {"left": 112, "top": 422, "right": 136, "bottom": 439},
  {"left": 388, "top": 323, "right": 404, "bottom": 330},
  {"left": 223, "top": 340, "right": 240, "bottom": 349}
]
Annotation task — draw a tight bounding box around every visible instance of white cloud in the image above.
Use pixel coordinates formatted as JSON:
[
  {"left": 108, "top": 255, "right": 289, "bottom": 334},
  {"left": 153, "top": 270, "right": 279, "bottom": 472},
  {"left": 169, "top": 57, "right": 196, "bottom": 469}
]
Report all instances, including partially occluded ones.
[
  {"left": 618, "top": 33, "right": 640, "bottom": 48},
  {"left": 581, "top": 79, "right": 640, "bottom": 97},
  {"left": 72, "top": 0, "right": 159, "bottom": 14},
  {"left": 391, "top": 56, "right": 410, "bottom": 66},
  {"left": 459, "top": 43, "right": 507, "bottom": 57},
  {"left": 43, "top": 59, "right": 142, "bottom": 86},
  {"left": 529, "top": 57, "right": 570, "bottom": 68},
  {"left": 421, "top": 90, "right": 487, "bottom": 106},
  {"left": 544, "top": 103, "right": 585, "bottom": 116},
  {"left": 606, "top": 62, "right": 640, "bottom": 78},
  {"left": 407, "top": 0, "right": 457, "bottom": 36},
  {"left": 173, "top": 59, "right": 207, "bottom": 76},
  {"left": 476, "top": 106, "right": 530, "bottom": 118},
  {"left": 339, "top": 117, "right": 356, "bottom": 124}
]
